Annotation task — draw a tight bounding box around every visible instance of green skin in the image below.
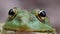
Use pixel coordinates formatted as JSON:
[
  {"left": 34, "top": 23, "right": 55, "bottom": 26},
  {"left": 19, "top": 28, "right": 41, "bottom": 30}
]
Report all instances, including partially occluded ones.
[{"left": 2, "top": 8, "right": 56, "bottom": 34}]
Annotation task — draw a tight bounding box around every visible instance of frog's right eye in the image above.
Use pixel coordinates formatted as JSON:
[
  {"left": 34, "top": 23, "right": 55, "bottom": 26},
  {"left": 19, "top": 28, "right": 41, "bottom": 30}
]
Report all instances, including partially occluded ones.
[
  {"left": 36, "top": 9, "right": 46, "bottom": 22},
  {"left": 8, "top": 9, "right": 15, "bottom": 16},
  {"left": 38, "top": 10, "right": 46, "bottom": 17}
]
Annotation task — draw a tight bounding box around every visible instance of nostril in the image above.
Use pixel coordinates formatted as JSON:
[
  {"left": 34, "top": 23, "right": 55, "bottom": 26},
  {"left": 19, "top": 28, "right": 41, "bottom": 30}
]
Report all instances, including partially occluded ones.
[{"left": 18, "top": 16, "right": 22, "bottom": 21}]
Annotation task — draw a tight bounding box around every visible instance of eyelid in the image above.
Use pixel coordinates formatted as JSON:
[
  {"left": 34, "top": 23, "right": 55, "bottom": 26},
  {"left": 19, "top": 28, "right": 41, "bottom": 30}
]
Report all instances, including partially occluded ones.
[
  {"left": 39, "top": 10, "right": 45, "bottom": 14},
  {"left": 13, "top": 8, "right": 17, "bottom": 12}
]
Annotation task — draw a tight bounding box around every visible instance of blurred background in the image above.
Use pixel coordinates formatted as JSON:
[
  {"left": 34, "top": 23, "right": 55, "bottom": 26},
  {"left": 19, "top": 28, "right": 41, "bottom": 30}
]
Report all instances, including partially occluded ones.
[{"left": 0, "top": 0, "right": 60, "bottom": 34}]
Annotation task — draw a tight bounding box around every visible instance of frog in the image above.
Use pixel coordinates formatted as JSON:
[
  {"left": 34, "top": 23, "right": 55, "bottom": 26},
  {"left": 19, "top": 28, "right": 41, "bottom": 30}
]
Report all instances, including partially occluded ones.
[{"left": 2, "top": 7, "right": 56, "bottom": 34}]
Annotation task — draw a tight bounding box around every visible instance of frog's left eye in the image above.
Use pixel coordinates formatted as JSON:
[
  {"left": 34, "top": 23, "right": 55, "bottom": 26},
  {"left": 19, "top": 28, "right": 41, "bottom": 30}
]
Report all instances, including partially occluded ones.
[
  {"left": 8, "top": 9, "right": 15, "bottom": 16},
  {"left": 8, "top": 8, "right": 17, "bottom": 20},
  {"left": 38, "top": 10, "right": 46, "bottom": 17}
]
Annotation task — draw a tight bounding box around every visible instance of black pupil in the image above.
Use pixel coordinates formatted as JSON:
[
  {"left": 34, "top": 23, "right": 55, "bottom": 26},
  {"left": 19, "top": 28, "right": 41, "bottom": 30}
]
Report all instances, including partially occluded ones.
[
  {"left": 8, "top": 9, "right": 15, "bottom": 15},
  {"left": 39, "top": 11, "right": 46, "bottom": 17}
]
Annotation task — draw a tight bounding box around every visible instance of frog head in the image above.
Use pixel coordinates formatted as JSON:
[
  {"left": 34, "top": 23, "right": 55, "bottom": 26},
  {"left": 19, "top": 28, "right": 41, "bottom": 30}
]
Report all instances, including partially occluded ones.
[{"left": 3, "top": 7, "right": 55, "bottom": 33}]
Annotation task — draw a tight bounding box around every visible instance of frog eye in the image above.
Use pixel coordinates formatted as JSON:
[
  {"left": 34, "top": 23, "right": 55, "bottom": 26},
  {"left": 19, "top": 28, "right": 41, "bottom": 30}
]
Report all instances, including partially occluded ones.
[
  {"left": 8, "top": 9, "right": 15, "bottom": 16},
  {"left": 8, "top": 8, "right": 17, "bottom": 20},
  {"left": 38, "top": 10, "right": 46, "bottom": 17}
]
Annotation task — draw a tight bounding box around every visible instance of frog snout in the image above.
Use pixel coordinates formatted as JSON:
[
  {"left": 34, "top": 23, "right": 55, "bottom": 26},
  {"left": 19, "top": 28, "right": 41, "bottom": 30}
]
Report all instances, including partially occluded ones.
[{"left": 19, "top": 17, "right": 29, "bottom": 25}]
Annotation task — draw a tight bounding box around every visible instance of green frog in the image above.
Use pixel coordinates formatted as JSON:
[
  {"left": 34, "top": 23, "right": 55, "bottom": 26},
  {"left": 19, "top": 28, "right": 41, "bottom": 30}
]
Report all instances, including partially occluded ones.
[{"left": 2, "top": 7, "right": 56, "bottom": 34}]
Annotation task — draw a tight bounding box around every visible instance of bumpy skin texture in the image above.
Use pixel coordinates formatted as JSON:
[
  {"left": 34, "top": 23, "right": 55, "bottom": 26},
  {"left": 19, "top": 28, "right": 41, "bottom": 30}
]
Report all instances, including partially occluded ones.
[{"left": 3, "top": 8, "right": 56, "bottom": 34}]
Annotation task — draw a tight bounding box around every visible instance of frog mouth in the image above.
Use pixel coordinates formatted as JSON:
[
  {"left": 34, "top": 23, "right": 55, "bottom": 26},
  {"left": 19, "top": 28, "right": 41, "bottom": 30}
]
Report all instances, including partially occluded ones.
[{"left": 25, "top": 29, "right": 54, "bottom": 33}]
